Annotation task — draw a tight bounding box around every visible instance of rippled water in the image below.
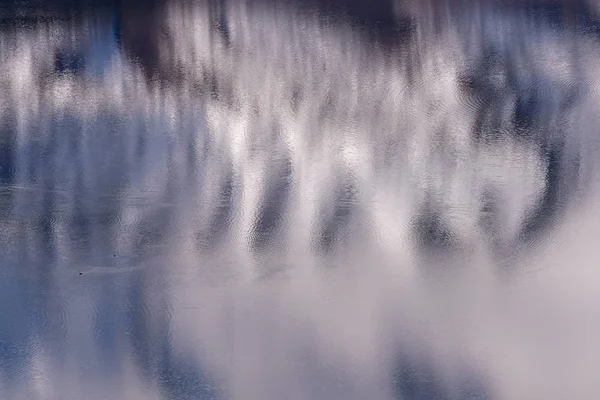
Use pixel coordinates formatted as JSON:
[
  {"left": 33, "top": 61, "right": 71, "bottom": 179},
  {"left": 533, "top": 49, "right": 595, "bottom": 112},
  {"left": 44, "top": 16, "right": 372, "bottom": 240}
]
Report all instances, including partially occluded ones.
[{"left": 2, "top": 0, "right": 600, "bottom": 398}]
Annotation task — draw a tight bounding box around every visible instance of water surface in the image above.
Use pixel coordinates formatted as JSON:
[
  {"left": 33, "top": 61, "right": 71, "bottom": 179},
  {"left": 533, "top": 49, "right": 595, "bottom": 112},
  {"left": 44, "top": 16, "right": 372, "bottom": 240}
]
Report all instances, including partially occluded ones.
[{"left": 2, "top": 0, "right": 600, "bottom": 399}]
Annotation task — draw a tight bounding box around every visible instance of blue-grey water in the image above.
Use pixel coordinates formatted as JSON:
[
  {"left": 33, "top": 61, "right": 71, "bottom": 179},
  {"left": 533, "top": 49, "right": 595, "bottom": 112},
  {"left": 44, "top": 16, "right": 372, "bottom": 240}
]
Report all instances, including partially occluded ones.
[{"left": 1, "top": 0, "right": 600, "bottom": 399}]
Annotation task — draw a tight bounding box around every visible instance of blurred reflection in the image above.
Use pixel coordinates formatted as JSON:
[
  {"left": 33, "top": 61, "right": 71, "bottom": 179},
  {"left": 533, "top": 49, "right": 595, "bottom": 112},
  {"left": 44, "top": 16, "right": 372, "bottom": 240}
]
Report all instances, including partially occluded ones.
[{"left": 2, "top": 0, "right": 600, "bottom": 399}]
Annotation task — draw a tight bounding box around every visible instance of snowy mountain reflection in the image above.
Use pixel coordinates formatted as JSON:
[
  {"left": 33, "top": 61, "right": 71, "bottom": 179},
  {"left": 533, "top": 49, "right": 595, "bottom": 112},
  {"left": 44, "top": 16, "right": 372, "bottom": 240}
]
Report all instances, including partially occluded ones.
[{"left": 2, "top": 0, "right": 600, "bottom": 399}]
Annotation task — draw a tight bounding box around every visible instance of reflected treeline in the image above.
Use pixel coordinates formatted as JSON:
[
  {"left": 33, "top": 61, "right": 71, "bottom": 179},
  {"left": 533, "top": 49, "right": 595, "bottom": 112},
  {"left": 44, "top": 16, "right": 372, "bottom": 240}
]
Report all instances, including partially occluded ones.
[{"left": 1, "top": 0, "right": 600, "bottom": 399}]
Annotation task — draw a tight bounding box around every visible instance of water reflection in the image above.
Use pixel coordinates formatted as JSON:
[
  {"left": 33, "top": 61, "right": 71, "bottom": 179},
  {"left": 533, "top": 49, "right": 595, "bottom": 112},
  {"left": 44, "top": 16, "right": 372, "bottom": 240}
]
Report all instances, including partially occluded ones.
[{"left": 2, "top": 0, "right": 600, "bottom": 399}]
